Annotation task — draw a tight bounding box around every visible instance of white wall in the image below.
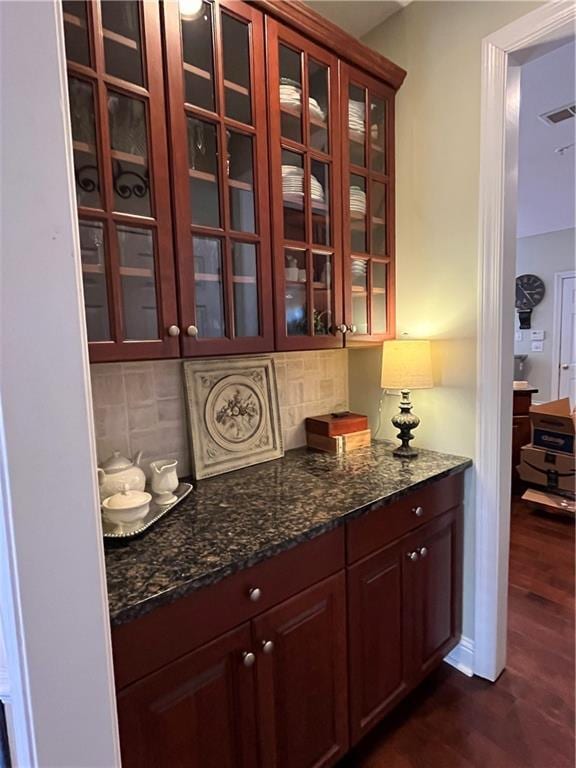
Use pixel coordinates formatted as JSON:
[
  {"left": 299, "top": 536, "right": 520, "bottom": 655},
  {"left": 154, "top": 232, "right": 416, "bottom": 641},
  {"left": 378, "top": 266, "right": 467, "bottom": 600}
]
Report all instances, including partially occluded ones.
[
  {"left": 517, "top": 41, "right": 576, "bottom": 238},
  {"left": 0, "top": 2, "right": 120, "bottom": 765},
  {"left": 354, "top": 0, "right": 541, "bottom": 642},
  {"left": 514, "top": 228, "right": 576, "bottom": 401}
]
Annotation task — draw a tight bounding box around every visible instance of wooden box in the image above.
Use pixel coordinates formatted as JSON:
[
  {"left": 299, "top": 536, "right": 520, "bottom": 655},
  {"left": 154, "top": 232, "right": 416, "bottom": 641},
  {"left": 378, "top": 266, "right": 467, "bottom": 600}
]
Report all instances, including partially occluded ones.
[
  {"left": 307, "top": 429, "right": 371, "bottom": 454},
  {"left": 306, "top": 412, "right": 369, "bottom": 437}
]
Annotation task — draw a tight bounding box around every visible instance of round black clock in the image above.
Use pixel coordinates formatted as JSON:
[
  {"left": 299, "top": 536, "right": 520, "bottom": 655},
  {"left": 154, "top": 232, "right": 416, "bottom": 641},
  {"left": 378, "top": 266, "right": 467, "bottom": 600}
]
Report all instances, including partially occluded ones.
[{"left": 515, "top": 274, "right": 545, "bottom": 310}]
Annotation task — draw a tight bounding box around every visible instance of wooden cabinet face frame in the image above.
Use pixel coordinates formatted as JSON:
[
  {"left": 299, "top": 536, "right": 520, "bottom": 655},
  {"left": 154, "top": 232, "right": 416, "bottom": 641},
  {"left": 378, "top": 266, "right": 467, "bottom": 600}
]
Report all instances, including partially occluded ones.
[
  {"left": 64, "top": 0, "right": 179, "bottom": 362},
  {"left": 340, "top": 62, "right": 396, "bottom": 343},
  {"left": 266, "top": 19, "right": 344, "bottom": 350},
  {"left": 163, "top": 0, "right": 274, "bottom": 356}
]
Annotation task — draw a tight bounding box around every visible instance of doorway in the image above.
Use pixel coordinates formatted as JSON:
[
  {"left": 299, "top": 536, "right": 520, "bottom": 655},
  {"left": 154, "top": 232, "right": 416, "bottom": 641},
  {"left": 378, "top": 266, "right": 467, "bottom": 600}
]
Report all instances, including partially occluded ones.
[{"left": 552, "top": 271, "right": 576, "bottom": 401}]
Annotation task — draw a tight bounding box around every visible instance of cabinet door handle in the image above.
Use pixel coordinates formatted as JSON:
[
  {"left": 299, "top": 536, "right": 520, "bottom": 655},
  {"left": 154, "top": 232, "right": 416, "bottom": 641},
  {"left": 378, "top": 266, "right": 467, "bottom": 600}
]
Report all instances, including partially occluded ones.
[
  {"left": 407, "top": 551, "right": 419, "bottom": 562},
  {"left": 419, "top": 546, "right": 428, "bottom": 558},
  {"left": 261, "top": 640, "right": 274, "bottom": 654},
  {"left": 167, "top": 325, "right": 180, "bottom": 337},
  {"left": 413, "top": 506, "right": 424, "bottom": 517},
  {"left": 186, "top": 325, "right": 199, "bottom": 337},
  {"left": 248, "top": 586, "right": 262, "bottom": 602},
  {"left": 242, "top": 651, "right": 256, "bottom": 667}
]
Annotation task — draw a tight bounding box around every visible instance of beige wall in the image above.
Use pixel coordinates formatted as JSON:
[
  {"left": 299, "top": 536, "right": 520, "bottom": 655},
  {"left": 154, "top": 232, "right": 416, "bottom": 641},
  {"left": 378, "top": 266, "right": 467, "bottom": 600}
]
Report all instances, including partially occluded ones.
[
  {"left": 353, "top": 0, "right": 541, "bottom": 641},
  {"left": 91, "top": 350, "right": 348, "bottom": 477},
  {"left": 514, "top": 228, "right": 575, "bottom": 402}
]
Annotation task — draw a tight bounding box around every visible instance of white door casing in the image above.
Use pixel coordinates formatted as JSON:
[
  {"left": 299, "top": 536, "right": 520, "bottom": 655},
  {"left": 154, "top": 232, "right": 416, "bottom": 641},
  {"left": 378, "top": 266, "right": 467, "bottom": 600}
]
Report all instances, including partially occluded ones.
[{"left": 475, "top": 3, "right": 576, "bottom": 682}]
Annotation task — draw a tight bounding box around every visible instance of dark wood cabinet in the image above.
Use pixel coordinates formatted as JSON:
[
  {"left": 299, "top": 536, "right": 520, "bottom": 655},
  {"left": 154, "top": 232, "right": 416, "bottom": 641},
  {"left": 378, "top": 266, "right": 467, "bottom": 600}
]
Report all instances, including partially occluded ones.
[
  {"left": 163, "top": 0, "right": 274, "bottom": 356},
  {"left": 63, "top": 0, "right": 179, "bottom": 361},
  {"left": 253, "top": 573, "right": 348, "bottom": 768},
  {"left": 112, "top": 476, "right": 465, "bottom": 767},
  {"left": 266, "top": 19, "right": 344, "bottom": 350},
  {"left": 347, "top": 537, "right": 410, "bottom": 744},
  {"left": 63, "top": 0, "right": 404, "bottom": 362},
  {"left": 117, "top": 623, "right": 258, "bottom": 768},
  {"left": 341, "top": 64, "right": 396, "bottom": 342}
]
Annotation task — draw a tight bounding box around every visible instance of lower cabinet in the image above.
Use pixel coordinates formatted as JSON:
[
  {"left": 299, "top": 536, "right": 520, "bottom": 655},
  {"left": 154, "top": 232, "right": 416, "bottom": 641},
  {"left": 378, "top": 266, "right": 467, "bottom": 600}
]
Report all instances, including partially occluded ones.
[
  {"left": 253, "top": 573, "right": 348, "bottom": 768},
  {"left": 117, "top": 573, "right": 348, "bottom": 768},
  {"left": 113, "top": 477, "right": 465, "bottom": 767},
  {"left": 117, "top": 623, "right": 259, "bottom": 768},
  {"left": 347, "top": 507, "right": 463, "bottom": 744}
]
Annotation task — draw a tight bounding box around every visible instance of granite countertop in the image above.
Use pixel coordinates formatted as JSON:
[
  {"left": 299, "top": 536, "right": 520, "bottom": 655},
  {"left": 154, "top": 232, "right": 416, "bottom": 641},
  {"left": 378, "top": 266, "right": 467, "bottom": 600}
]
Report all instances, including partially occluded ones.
[{"left": 105, "top": 441, "right": 472, "bottom": 626}]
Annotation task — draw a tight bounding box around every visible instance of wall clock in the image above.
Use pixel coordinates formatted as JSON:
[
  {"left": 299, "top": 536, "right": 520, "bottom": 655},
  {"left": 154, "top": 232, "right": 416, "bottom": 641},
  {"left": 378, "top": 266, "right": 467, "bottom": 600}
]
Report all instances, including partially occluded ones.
[{"left": 515, "top": 273, "right": 545, "bottom": 329}]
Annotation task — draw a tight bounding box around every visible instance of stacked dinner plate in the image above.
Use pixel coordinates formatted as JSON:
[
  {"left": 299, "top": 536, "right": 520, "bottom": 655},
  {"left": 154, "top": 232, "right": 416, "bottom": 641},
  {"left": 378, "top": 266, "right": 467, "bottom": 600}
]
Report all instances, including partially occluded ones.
[
  {"left": 279, "top": 78, "right": 326, "bottom": 123},
  {"left": 349, "top": 185, "right": 366, "bottom": 215},
  {"left": 280, "top": 77, "right": 302, "bottom": 112},
  {"left": 282, "top": 165, "right": 325, "bottom": 205},
  {"left": 348, "top": 99, "right": 365, "bottom": 135}
]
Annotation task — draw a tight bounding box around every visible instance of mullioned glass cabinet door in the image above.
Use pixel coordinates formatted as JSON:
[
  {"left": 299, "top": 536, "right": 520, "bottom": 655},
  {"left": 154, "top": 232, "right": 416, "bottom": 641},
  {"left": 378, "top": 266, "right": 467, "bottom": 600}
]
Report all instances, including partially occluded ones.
[
  {"left": 267, "top": 19, "right": 344, "bottom": 351},
  {"left": 341, "top": 63, "right": 396, "bottom": 342},
  {"left": 163, "top": 0, "right": 274, "bottom": 356},
  {"left": 63, "top": 0, "right": 179, "bottom": 362}
]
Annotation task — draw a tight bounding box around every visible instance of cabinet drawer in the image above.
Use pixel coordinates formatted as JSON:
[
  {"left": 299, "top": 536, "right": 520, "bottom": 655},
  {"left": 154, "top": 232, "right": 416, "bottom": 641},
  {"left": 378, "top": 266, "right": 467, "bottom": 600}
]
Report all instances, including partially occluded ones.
[
  {"left": 113, "top": 527, "right": 345, "bottom": 689},
  {"left": 346, "top": 474, "right": 464, "bottom": 563}
]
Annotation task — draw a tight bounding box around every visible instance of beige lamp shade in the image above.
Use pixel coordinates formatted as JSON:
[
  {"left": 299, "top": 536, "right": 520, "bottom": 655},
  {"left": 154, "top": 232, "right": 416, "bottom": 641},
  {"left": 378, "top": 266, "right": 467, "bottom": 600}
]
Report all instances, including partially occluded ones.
[{"left": 381, "top": 340, "right": 433, "bottom": 390}]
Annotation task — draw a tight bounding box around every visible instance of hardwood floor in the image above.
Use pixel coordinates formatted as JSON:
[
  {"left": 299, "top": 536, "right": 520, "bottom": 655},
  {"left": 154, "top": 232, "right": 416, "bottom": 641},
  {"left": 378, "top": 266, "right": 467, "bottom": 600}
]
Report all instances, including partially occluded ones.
[{"left": 339, "top": 499, "right": 575, "bottom": 768}]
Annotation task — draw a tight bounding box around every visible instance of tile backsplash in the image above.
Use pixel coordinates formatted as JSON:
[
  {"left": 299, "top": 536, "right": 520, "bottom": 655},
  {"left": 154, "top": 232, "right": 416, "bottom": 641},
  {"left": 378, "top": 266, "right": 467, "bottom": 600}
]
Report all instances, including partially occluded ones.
[{"left": 90, "top": 350, "right": 349, "bottom": 477}]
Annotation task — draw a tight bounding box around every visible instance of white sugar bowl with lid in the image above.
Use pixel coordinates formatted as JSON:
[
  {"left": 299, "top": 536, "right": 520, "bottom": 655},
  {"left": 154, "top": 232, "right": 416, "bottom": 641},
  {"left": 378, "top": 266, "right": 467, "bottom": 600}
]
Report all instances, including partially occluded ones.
[
  {"left": 97, "top": 450, "right": 146, "bottom": 501},
  {"left": 101, "top": 485, "right": 152, "bottom": 531}
]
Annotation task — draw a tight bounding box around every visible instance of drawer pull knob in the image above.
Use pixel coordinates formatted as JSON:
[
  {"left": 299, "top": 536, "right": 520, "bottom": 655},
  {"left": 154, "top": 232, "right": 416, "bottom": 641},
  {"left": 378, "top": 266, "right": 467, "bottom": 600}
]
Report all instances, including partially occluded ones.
[
  {"left": 248, "top": 587, "right": 262, "bottom": 602},
  {"left": 419, "top": 546, "right": 428, "bottom": 558},
  {"left": 242, "top": 651, "right": 256, "bottom": 667},
  {"left": 407, "top": 551, "right": 419, "bottom": 562},
  {"left": 261, "top": 640, "right": 274, "bottom": 654},
  {"left": 186, "top": 325, "right": 199, "bottom": 337},
  {"left": 413, "top": 506, "right": 424, "bottom": 517},
  {"left": 167, "top": 325, "right": 180, "bottom": 337}
]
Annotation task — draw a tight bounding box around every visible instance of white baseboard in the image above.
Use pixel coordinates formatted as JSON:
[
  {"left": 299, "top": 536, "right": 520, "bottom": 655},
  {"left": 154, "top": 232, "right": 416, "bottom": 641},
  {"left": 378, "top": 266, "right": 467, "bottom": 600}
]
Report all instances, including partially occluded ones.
[{"left": 445, "top": 635, "right": 474, "bottom": 677}]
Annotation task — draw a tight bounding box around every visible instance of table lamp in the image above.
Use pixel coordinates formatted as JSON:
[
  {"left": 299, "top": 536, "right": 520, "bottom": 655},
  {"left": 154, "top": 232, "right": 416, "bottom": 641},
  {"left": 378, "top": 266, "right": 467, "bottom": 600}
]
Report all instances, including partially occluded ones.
[{"left": 381, "top": 339, "right": 433, "bottom": 458}]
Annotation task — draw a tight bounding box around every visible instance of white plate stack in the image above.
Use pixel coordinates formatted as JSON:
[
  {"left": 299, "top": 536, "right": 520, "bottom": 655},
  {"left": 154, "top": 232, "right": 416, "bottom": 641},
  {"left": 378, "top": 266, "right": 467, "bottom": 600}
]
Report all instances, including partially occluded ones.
[
  {"left": 348, "top": 99, "right": 365, "bottom": 136},
  {"left": 349, "top": 185, "right": 366, "bottom": 216},
  {"left": 282, "top": 165, "right": 325, "bottom": 206},
  {"left": 279, "top": 78, "right": 326, "bottom": 124}
]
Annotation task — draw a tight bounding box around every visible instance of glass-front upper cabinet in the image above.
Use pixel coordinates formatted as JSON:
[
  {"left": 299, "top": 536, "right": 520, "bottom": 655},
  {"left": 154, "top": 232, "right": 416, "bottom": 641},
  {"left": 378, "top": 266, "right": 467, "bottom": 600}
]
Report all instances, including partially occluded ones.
[
  {"left": 163, "top": 0, "right": 273, "bottom": 356},
  {"left": 63, "top": 0, "right": 178, "bottom": 361},
  {"left": 267, "top": 20, "right": 343, "bottom": 350},
  {"left": 341, "top": 63, "right": 395, "bottom": 342}
]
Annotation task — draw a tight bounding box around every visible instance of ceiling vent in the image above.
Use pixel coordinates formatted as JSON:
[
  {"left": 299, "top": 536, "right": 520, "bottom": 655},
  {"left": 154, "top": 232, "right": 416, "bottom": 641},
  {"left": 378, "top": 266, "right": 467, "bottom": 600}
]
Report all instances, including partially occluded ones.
[{"left": 539, "top": 104, "right": 576, "bottom": 125}]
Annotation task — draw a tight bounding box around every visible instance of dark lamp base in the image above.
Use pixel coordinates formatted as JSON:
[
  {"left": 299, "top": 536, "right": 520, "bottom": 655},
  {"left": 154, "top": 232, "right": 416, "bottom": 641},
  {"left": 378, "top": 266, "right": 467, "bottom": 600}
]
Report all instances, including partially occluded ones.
[{"left": 391, "top": 389, "right": 421, "bottom": 459}]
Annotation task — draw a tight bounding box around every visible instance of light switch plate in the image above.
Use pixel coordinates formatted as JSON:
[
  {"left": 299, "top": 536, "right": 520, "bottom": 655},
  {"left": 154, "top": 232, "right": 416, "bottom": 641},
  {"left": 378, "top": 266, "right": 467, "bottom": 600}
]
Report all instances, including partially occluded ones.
[
  {"left": 515, "top": 331, "right": 523, "bottom": 342},
  {"left": 530, "top": 330, "right": 545, "bottom": 341},
  {"left": 531, "top": 341, "right": 544, "bottom": 352}
]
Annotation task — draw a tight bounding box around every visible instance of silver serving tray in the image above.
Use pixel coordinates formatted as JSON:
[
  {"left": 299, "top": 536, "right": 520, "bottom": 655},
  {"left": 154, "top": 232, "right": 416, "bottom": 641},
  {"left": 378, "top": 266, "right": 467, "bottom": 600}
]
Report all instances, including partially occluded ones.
[{"left": 102, "top": 482, "right": 193, "bottom": 539}]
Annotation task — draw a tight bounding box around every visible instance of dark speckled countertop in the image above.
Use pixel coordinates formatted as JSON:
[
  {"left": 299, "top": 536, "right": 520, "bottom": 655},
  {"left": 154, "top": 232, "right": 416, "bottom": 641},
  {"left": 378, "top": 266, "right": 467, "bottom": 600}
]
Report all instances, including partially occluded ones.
[{"left": 105, "top": 441, "right": 471, "bottom": 626}]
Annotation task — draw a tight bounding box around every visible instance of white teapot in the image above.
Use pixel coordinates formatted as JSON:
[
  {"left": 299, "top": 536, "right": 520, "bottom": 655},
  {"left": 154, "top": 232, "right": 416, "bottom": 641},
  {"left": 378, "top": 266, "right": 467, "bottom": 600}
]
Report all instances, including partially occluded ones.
[{"left": 97, "top": 450, "right": 146, "bottom": 501}]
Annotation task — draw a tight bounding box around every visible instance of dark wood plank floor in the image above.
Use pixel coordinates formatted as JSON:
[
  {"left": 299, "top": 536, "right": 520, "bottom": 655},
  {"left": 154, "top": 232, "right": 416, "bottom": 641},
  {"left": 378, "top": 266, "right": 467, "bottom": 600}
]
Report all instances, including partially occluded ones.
[{"left": 339, "top": 500, "right": 575, "bottom": 768}]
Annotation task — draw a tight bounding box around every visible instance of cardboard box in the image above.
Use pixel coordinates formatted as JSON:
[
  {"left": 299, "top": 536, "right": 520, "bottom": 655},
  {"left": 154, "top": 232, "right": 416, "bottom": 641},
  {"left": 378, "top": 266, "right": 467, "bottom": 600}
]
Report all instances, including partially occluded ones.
[
  {"left": 521, "top": 488, "right": 575, "bottom": 516},
  {"left": 306, "top": 429, "right": 371, "bottom": 454},
  {"left": 517, "top": 446, "right": 575, "bottom": 494},
  {"left": 306, "top": 412, "right": 369, "bottom": 437},
  {"left": 530, "top": 398, "right": 575, "bottom": 455}
]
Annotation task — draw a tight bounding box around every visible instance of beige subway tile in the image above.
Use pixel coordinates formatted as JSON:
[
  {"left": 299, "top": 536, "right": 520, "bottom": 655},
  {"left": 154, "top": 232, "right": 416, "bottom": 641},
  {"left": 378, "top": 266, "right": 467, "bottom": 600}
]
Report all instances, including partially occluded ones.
[
  {"left": 158, "top": 397, "right": 186, "bottom": 425},
  {"left": 95, "top": 435, "right": 130, "bottom": 465},
  {"left": 287, "top": 379, "right": 305, "bottom": 406},
  {"left": 153, "top": 361, "right": 184, "bottom": 400},
  {"left": 318, "top": 378, "right": 335, "bottom": 401},
  {"left": 93, "top": 405, "right": 128, "bottom": 439}
]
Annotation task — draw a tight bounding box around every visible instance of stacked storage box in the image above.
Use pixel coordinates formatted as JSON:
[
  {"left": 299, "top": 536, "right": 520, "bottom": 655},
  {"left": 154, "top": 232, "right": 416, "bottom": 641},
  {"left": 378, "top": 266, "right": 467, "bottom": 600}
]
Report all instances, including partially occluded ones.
[
  {"left": 517, "top": 398, "right": 576, "bottom": 514},
  {"left": 306, "top": 412, "right": 371, "bottom": 454}
]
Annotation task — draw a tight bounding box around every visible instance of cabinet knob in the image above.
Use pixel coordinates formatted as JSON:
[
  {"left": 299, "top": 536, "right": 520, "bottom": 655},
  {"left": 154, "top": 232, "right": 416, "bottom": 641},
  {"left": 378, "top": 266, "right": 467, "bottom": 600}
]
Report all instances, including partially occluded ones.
[
  {"left": 407, "top": 551, "right": 419, "bottom": 562},
  {"left": 419, "top": 546, "right": 428, "bottom": 558},
  {"left": 413, "top": 506, "right": 424, "bottom": 517},
  {"left": 248, "top": 586, "right": 262, "bottom": 602},
  {"left": 186, "top": 325, "right": 199, "bottom": 337},
  {"left": 167, "top": 325, "right": 180, "bottom": 337},
  {"left": 561, "top": 364, "right": 569, "bottom": 370},
  {"left": 261, "top": 640, "right": 274, "bottom": 654},
  {"left": 242, "top": 651, "right": 256, "bottom": 667},
  {"left": 336, "top": 324, "right": 348, "bottom": 334},
  {"left": 348, "top": 324, "right": 357, "bottom": 334}
]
